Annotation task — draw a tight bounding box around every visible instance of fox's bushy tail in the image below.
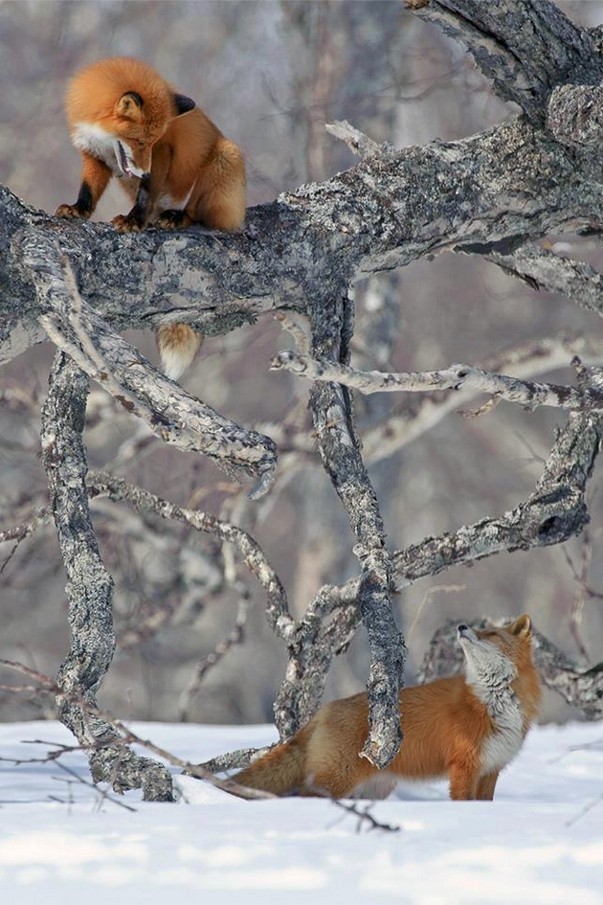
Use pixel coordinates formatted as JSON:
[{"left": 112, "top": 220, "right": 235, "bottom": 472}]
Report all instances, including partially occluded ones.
[{"left": 234, "top": 727, "right": 311, "bottom": 796}]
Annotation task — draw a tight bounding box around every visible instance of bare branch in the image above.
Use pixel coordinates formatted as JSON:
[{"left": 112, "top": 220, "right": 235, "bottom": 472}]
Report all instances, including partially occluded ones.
[
  {"left": 40, "top": 351, "right": 174, "bottom": 801},
  {"left": 483, "top": 244, "right": 603, "bottom": 318},
  {"left": 307, "top": 291, "right": 403, "bottom": 768},
  {"left": 86, "top": 472, "right": 294, "bottom": 644},
  {"left": 0, "top": 658, "right": 273, "bottom": 801},
  {"left": 362, "top": 333, "right": 603, "bottom": 464},
  {"left": 273, "top": 349, "right": 603, "bottom": 413},
  {"left": 325, "top": 120, "right": 382, "bottom": 158}
]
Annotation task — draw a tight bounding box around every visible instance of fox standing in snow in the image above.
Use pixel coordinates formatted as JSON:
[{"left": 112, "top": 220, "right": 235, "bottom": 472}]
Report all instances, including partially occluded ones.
[
  {"left": 234, "top": 615, "right": 541, "bottom": 800},
  {"left": 56, "top": 56, "right": 246, "bottom": 379}
]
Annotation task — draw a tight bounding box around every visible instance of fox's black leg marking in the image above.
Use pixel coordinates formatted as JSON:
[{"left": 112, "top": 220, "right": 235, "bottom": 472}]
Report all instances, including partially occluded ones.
[{"left": 74, "top": 181, "right": 94, "bottom": 217}]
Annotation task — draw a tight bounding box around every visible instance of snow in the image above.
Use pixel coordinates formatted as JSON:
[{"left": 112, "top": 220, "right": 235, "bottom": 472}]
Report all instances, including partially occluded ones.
[{"left": 0, "top": 720, "right": 602, "bottom": 904}]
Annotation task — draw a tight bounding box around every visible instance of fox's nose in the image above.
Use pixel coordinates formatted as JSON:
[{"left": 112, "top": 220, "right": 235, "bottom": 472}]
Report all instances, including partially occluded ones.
[{"left": 458, "top": 623, "right": 469, "bottom": 633}]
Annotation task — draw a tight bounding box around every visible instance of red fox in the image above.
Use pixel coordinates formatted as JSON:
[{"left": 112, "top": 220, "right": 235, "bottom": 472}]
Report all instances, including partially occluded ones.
[
  {"left": 233, "top": 615, "right": 541, "bottom": 800},
  {"left": 55, "top": 57, "right": 246, "bottom": 379}
]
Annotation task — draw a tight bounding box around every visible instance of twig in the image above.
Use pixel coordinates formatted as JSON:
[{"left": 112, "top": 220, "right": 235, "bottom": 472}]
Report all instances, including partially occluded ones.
[{"left": 328, "top": 797, "right": 401, "bottom": 834}]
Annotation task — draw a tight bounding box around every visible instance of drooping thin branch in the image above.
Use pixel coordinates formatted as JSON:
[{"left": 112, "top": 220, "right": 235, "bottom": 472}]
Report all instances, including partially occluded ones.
[
  {"left": 86, "top": 472, "right": 294, "bottom": 646},
  {"left": 177, "top": 594, "right": 251, "bottom": 722}
]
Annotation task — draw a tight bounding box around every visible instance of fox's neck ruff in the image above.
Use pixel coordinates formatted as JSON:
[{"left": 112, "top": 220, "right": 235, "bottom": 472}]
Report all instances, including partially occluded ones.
[{"left": 465, "top": 659, "right": 526, "bottom": 774}]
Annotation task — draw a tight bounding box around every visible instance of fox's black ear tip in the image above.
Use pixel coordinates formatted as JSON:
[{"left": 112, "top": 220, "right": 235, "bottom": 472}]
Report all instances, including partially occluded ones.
[{"left": 174, "top": 93, "right": 196, "bottom": 115}]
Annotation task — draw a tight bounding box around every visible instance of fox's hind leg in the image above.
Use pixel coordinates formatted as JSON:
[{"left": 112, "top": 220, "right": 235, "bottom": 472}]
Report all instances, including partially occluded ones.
[{"left": 190, "top": 137, "right": 246, "bottom": 231}]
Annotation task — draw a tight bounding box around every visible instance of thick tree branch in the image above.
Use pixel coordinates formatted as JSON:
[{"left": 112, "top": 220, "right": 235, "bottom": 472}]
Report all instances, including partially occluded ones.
[
  {"left": 23, "top": 232, "right": 277, "bottom": 497},
  {"left": 307, "top": 291, "right": 404, "bottom": 767},
  {"left": 40, "top": 352, "right": 174, "bottom": 801},
  {"left": 407, "top": 0, "right": 598, "bottom": 124}
]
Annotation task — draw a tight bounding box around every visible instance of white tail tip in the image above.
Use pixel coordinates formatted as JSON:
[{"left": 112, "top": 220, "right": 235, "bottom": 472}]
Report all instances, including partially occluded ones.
[{"left": 157, "top": 324, "right": 203, "bottom": 381}]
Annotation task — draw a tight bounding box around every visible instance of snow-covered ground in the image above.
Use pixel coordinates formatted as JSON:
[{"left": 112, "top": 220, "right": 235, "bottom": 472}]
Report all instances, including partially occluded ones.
[{"left": 0, "top": 719, "right": 602, "bottom": 904}]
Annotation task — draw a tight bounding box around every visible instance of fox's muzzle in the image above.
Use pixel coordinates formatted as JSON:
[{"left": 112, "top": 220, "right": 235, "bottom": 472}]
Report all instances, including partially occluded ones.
[
  {"left": 114, "top": 139, "right": 149, "bottom": 179},
  {"left": 458, "top": 624, "right": 477, "bottom": 643}
]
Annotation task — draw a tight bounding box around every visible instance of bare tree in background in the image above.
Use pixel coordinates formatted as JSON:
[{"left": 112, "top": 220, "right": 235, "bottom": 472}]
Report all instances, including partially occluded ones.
[{"left": 2, "top": 0, "right": 603, "bottom": 799}]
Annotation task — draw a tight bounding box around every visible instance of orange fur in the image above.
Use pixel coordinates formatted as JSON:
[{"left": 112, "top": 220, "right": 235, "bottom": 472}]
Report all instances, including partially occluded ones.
[
  {"left": 56, "top": 57, "right": 246, "bottom": 379},
  {"left": 234, "top": 615, "right": 541, "bottom": 800}
]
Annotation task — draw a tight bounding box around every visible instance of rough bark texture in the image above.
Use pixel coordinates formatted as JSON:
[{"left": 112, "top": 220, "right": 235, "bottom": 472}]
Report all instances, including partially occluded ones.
[
  {"left": 3, "top": 0, "right": 603, "bottom": 789},
  {"left": 40, "top": 353, "right": 174, "bottom": 801}
]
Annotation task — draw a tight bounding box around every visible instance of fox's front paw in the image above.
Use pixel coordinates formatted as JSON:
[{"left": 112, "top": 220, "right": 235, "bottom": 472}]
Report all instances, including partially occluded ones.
[
  {"left": 56, "top": 203, "right": 88, "bottom": 219},
  {"left": 112, "top": 213, "right": 143, "bottom": 233}
]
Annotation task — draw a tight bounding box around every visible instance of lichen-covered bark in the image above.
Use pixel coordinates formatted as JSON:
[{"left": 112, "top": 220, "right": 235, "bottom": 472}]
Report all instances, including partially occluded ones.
[
  {"left": 40, "top": 353, "right": 174, "bottom": 801},
  {"left": 307, "top": 290, "right": 404, "bottom": 765}
]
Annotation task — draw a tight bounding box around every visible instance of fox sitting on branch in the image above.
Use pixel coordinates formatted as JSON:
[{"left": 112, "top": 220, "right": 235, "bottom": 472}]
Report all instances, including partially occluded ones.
[
  {"left": 233, "top": 615, "right": 541, "bottom": 800},
  {"left": 56, "top": 56, "right": 246, "bottom": 379}
]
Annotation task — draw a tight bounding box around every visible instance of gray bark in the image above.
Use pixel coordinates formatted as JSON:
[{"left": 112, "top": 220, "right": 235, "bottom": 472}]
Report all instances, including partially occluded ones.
[
  {"left": 40, "top": 353, "right": 174, "bottom": 800},
  {"left": 3, "top": 0, "right": 603, "bottom": 790}
]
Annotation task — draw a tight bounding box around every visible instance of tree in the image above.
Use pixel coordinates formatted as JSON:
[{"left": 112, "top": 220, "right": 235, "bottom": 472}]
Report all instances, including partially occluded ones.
[{"left": 2, "top": 0, "right": 603, "bottom": 800}]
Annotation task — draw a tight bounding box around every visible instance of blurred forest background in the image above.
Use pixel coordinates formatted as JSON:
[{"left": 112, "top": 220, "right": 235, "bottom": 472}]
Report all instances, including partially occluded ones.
[{"left": 1, "top": 0, "right": 603, "bottom": 729}]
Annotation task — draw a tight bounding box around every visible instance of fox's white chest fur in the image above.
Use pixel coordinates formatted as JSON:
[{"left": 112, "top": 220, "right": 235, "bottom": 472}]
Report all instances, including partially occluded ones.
[
  {"left": 469, "top": 675, "right": 525, "bottom": 774},
  {"left": 481, "top": 689, "right": 524, "bottom": 773},
  {"left": 72, "top": 122, "right": 122, "bottom": 174}
]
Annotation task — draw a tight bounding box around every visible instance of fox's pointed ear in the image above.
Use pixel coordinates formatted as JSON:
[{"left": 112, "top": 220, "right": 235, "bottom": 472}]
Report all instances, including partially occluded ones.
[
  {"left": 173, "top": 93, "right": 195, "bottom": 116},
  {"left": 116, "top": 91, "right": 144, "bottom": 120},
  {"left": 509, "top": 614, "right": 532, "bottom": 638}
]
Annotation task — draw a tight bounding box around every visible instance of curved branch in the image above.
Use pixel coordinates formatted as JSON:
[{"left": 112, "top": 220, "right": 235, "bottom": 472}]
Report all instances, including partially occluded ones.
[
  {"left": 86, "top": 472, "right": 294, "bottom": 643},
  {"left": 40, "top": 352, "right": 174, "bottom": 801}
]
